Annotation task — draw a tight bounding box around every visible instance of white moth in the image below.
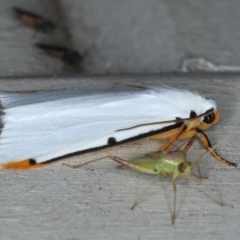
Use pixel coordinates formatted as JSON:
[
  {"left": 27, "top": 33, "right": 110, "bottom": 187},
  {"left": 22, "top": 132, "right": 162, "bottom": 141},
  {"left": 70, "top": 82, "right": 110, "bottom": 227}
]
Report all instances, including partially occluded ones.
[{"left": 0, "top": 87, "right": 236, "bottom": 170}]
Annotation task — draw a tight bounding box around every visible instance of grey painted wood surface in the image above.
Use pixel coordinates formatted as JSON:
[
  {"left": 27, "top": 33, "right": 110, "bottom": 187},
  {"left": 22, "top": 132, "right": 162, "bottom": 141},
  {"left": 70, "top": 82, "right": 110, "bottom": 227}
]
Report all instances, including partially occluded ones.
[
  {"left": 2, "top": 0, "right": 240, "bottom": 76},
  {"left": 0, "top": 74, "right": 239, "bottom": 240}
]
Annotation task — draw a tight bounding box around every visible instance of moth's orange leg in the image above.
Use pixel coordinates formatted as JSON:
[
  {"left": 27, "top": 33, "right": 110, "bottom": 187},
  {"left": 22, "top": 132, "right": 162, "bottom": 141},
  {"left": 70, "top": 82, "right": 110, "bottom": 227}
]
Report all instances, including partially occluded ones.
[
  {"left": 195, "top": 130, "right": 237, "bottom": 167},
  {"left": 157, "top": 128, "right": 237, "bottom": 167},
  {"left": 1, "top": 159, "right": 43, "bottom": 170},
  {"left": 151, "top": 126, "right": 184, "bottom": 141},
  {"left": 152, "top": 126, "right": 186, "bottom": 151}
]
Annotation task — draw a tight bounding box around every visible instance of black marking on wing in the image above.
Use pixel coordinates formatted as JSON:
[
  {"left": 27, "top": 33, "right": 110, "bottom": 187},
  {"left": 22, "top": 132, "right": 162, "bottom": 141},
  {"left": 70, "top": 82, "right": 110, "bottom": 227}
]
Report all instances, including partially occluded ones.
[
  {"left": 0, "top": 100, "right": 5, "bottom": 115},
  {"left": 43, "top": 122, "right": 184, "bottom": 165},
  {"left": 108, "top": 137, "right": 117, "bottom": 145},
  {"left": 0, "top": 99, "right": 5, "bottom": 136},
  {"left": 29, "top": 159, "right": 37, "bottom": 165},
  {"left": 190, "top": 110, "right": 197, "bottom": 118}
]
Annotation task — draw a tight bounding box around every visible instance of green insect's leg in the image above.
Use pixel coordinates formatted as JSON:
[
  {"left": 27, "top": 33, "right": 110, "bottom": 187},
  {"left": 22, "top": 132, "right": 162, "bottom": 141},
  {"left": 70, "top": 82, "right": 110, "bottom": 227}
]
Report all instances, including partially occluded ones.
[
  {"left": 171, "top": 178, "right": 177, "bottom": 225},
  {"left": 109, "top": 155, "right": 147, "bottom": 173},
  {"left": 196, "top": 164, "right": 208, "bottom": 179},
  {"left": 131, "top": 176, "right": 160, "bottom": 210}
]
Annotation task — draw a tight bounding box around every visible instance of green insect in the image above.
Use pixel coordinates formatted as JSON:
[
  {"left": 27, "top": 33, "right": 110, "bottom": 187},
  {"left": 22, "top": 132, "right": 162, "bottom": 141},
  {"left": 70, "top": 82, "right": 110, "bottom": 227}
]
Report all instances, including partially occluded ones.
[
  {"left": 109, "top": 150, "right": 199, "bottom": 224},
  {"left": 109, "top": 145, "right": 229, "bottom": 224}
]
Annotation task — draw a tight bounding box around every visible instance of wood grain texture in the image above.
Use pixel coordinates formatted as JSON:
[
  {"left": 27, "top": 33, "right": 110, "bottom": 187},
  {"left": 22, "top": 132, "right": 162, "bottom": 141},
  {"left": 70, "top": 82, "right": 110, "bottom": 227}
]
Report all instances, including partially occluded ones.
[{"left": 0, "top": 74, "right": 239, "bottom": 240}]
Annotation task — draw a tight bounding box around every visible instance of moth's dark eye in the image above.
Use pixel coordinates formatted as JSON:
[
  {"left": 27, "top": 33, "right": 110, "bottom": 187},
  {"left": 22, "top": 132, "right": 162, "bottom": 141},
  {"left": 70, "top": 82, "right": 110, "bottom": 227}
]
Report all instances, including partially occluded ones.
[{"left": 203, "top": 112, "right": 215, "bottom": 124}]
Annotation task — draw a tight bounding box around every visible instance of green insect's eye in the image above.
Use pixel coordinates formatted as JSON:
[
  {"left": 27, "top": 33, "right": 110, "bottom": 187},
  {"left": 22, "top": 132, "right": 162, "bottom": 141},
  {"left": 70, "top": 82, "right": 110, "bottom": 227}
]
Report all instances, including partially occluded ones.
[{"left": 178, "top": 163, "right": 185, "bottom": 173}]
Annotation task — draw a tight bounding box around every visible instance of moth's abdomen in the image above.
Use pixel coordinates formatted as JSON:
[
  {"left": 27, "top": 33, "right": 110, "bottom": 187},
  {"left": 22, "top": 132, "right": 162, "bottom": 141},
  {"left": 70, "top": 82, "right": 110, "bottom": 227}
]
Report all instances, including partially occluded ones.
[{"left": 0, "top": 159, "right": 43, "bottom": 170}]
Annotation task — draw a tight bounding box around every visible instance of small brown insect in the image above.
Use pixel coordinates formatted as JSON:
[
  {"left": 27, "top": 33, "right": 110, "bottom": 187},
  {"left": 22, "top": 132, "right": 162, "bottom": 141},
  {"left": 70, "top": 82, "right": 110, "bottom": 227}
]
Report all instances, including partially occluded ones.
[
  {"left": 13, "top": 7, "right": 55, "bottom": 33},
  {"left": 36, "top": 43, "right": 83, "bottom": 64}
]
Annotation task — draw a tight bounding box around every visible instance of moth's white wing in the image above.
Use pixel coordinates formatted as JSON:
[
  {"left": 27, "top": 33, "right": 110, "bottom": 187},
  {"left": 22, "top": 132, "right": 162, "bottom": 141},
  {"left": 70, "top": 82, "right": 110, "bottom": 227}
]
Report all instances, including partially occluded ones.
[{"left": 0, "top": 88, "right": 216, "bottom": 163}]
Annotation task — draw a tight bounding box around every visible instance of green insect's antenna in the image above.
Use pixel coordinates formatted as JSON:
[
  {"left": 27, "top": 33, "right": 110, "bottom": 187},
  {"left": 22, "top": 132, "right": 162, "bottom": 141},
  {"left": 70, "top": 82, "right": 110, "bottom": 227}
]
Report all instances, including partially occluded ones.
[{"left": 63, "top": 156, "right": 108, "bottom": 168}]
